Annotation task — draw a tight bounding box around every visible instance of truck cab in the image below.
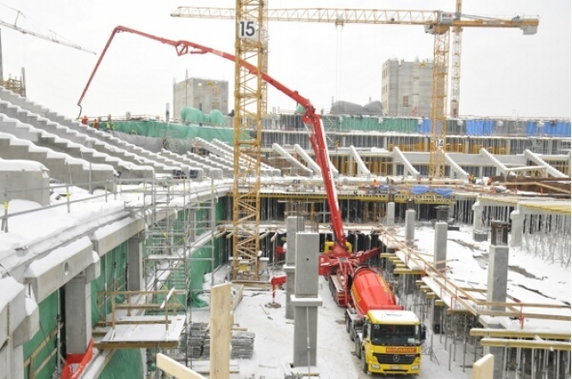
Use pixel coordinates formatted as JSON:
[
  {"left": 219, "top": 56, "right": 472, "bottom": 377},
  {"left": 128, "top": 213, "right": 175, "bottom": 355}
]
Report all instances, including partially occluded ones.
[{"left": 354, "top": 310, "right": 426, "bottom": 375}]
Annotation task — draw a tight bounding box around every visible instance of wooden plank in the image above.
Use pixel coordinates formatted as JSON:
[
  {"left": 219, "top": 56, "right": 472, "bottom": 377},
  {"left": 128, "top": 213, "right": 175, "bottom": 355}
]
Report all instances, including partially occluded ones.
[
  {"left": 480, "top": 338, "right": 571, "bottom": 351},
  {"left": 156, "top": 353, "right": 206, "bottom": 379},
  {"left": 95, "top": 340, "right": 179, "bottom": 349},
  {"left": 210, "top": 283, "right": 232, "bottom": 379},
  {"left": 470, "top": 328, "right": 571, "bottom": 340},
  {"left": 393, "top": 268, "right": 425, "bottom": 275}
]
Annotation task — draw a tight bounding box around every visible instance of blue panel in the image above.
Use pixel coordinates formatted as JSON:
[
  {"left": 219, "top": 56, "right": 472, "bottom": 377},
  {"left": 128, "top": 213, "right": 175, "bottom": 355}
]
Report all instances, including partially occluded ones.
[
  {"left": 418, "top": 119, "right": 431, "bottom": 134},
  {"left": 525, "top": 121, "right": 537, "bottom": 136}
]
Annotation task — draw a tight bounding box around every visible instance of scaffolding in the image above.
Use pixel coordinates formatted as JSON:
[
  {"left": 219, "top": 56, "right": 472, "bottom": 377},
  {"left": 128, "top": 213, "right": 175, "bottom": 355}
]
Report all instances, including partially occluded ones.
[{"left": 141, "top": 177, "right": 218, "bottom": 367}]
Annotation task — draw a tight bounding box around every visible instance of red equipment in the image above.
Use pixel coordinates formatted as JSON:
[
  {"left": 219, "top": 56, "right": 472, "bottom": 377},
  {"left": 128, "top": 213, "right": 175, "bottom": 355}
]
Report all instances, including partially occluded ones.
[
  {"left": 350, "top": 267, "right": 402, "bottom": 317},
  {"left": 78, "top": 25, "right": 379, "bottom": 308},
  {"left": 270, "top": 274, "right": 287, "bottom": 304}
]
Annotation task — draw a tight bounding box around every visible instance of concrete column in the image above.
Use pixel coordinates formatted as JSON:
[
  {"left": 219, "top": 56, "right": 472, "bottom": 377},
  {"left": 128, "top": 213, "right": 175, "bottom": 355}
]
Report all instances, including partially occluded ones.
[
  {"left": 64, "top": 273, "right": 92, "bottom": 354},
  {"left": 433, "top": 222, "right": 448, "bottom": 272},
  {"left": 127, "top": 233, "right": 144, "bottom": 291},
  {"left": 291, "top": 232, "right": 322, "bottom": 367},
  {"left": 1, "top": 342, "right": 24, "bottom": 379},
  {"left": 486, "top": 223, "right": 510, "bottom": 379},
  {"left": 284, "top": 216, "right": 304, "bottom": 320},
  {"left": 472, "top": 201, "right": 483, "bottom": 231},
  {"left": 386, "top": 202, "right": 395, "bottom": 226},
  {"left": 509, "top": 209, "right": 523, "bottom": 247},
  {"left": 487, "top": 244, "right": 509, "bottom": 311},
  {"left": 405, "top": 209, "right": 416, "bottom": 246}
]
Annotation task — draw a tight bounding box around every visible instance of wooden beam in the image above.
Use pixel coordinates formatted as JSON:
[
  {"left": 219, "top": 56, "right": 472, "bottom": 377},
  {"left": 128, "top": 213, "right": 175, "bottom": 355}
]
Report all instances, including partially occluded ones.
[
  {"left": 480, "top": 338, "right": 571, "bottom": 351},
  {"left": 94, "top": 341, "right": 179, "bottom": 349},
  {"left": 470, "top": 328, "right": 571, "bottom": 340},
  {"left": 156, "top": 353, "right": 206, "bottom": 379},
  {"left": 210, "top": 283, "right": 232, "bottom": 379}
]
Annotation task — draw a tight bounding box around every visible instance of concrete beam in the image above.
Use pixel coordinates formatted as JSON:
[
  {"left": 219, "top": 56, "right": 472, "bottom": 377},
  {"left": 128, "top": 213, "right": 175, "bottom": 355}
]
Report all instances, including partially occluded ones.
[
  {"left": 524, "top": 149, "right": 567, "bottom": 178},
  {"left": 392, "top": 146, "right": 420, "bottom": 177},
  {"left": 294, "top": 144, "right": 321, "bottom": 174},
  {"left": 441, "top": 149, "right": 469, "bottom": 179},
  {"left": 91, "top": 217, "right": 145, "bottom": 256},
  {"left": 24, "top": 237, "right": 98, "bottom": 302},
  {"left": 272, "top": 143, "right": 313, "bottom": 176},
  {"left": 349, "top": 145, "right": 370, "bottom": 176},
  {"left": 479, "top": 148, "right": 506, "bottom": 176}
]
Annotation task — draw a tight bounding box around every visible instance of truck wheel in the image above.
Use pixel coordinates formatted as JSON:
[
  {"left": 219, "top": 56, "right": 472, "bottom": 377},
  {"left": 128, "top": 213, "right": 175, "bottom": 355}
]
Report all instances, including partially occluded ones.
[
  {"left": 354, "top": 338, "right": 361, "bottom": 359},
  {"left": 345, "top": 314, "right": 351, "bottom": 333},
  {"left": 349, "top": 325, "right": 355, "bottom": 341},
  {"left": 360, "top": 350, "right": 369, "bottom": 374}
]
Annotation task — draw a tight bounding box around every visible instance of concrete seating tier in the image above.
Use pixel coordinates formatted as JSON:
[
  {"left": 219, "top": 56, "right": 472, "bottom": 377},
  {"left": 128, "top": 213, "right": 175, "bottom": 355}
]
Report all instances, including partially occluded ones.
[
  {"left": 0, "top": 88, "right": 194, "bottom": 178},
  {"left": 0, "top": 132, "right": 115, "bottom": 191},
  {"left": 0, "top": 114, "right": 154, "bottom": 180}
]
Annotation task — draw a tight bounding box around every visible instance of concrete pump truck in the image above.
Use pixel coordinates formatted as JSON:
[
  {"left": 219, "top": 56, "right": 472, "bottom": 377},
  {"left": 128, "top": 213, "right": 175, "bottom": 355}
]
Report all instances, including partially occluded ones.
[{"left": 78, "top": 25, "right": 426, "bottom": 375}]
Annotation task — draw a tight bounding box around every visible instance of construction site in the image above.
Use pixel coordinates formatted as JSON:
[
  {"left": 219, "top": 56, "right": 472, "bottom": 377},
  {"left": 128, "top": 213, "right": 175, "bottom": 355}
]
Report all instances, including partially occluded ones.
[{"left": 0, "top": 2, "right": 570, "bottom": 379}]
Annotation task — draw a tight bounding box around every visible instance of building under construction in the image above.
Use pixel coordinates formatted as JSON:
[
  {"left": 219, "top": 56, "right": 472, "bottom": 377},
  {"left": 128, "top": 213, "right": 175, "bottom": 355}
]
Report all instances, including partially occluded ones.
[{"left": 0, "top": 79, "right": 570, "bottom": 378}]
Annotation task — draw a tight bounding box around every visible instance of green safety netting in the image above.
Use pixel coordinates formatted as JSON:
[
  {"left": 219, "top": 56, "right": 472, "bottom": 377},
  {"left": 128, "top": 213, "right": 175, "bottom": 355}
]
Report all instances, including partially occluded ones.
[
  {"left": 99, "top": 349, "right": 144, "bottom": 379},
  {"left": 323, "top": 115, "right": 418, "bottom": 133},
  {"left": 208, "top": 109, "right": 226, "bottom": 125},
  {"left": 180, "top": 106, "right": 206, "bottom": 124},
  {"left": 110, "top": 120, "right": 250, "bottom": 143}
]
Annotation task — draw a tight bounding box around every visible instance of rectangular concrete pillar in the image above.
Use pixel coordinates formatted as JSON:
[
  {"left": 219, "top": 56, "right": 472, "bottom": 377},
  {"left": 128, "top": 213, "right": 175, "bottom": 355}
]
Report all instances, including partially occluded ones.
[
  {"left": 127, "top": 233, "right": 144, "bottom": 291},
  {"left": 433, "top": 221, "right": 448, "bottom": 272},
  {"left": 487, "top": 245, "right": 509, "bottom": 312},
  {"left": 509, "top": 209, "right": 523, "bottom": 247},
  {"left": 64, "top": 274, "right": 92, "bottom": 354},
  {"left": 284, "top": 216, "right": 304, "bottom": 320},
  {"left": 386, "top": 202, "right": 395, "bottom": 226},
  {"left": 291, "top": 232, "right": 322, "bottom": 367},
  {"left": 405, "top": 209, "right": 416, "bottom": 246}
]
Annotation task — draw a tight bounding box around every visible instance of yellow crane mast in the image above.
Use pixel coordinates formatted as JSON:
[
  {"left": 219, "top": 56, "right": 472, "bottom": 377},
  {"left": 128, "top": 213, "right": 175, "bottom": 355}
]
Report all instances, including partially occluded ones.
[
  {"left": 231, "top": 0, "right": 265, "bottom": 281},
  {"left": 449, "top": 0, "right": 463, "bottom": 118},
  {"left": 171, "top": 7, "right": 538, "bottom": 178}
]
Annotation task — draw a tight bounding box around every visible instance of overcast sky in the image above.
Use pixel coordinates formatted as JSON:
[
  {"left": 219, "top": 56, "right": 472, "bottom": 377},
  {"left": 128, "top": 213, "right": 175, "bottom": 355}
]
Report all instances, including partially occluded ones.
[{"left": 0, "top": 0, "right": 569, "bottom": 120}]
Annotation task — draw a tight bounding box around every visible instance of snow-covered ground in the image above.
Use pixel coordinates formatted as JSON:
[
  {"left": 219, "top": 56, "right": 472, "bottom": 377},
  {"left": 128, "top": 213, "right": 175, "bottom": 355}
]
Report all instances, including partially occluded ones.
[
  {"left": 192, "top": 223, "right": 570, "bottom": 378},
  {"left": 191, "top": 273, "right": 473, "bottom": 378}
]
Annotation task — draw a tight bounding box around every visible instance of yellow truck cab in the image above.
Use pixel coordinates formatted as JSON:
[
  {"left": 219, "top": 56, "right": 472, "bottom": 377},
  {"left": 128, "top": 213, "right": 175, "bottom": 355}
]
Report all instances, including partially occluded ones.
[{"left": 354, "top": 309, "right": 426, "bottom": 375}]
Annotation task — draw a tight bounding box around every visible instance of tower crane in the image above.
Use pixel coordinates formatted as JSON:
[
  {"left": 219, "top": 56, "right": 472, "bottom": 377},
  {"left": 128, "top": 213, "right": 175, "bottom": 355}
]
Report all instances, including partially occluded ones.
[
  {"left": 0, "top": 6, "right": 95, "bottom": 96},
  {"left": 450, "top": 0, "right": 463, "bottom": 118},
  {"left": 171, "top": 6, "right": 539, "bottom": 178},
  {"left": 231, "top": 0, "right": 266, "bottom": 281}
]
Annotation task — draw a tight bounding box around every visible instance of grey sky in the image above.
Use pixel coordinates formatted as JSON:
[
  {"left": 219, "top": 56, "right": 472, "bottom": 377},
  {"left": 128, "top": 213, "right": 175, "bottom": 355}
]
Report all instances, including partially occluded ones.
[{"left": 0, "top": 0, "right": 569, "bottom": 119}]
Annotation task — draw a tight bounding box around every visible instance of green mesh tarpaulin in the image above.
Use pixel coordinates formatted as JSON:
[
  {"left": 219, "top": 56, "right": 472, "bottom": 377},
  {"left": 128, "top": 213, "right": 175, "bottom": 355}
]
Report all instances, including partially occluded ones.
[
  {"left": 111, "top": 120, "right": 250, "bottom": 143},
  {"left": 331, "top": 116, "right": 418, "bottom": 132},
  {"left": 180, "top": 106, "right": 206, "bottom": 123},
  {"left": 208, "top": 109, "right": 226, "bottom": 126},
  {"left": 99, "top": 349, "right": 144, "bottom": 379}
]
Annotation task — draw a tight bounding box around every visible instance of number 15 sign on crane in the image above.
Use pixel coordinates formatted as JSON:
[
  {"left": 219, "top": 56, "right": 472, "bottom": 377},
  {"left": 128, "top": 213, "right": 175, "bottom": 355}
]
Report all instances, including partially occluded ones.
[{"left": 239, "top": 20, "right": 257, "bottom": 39}]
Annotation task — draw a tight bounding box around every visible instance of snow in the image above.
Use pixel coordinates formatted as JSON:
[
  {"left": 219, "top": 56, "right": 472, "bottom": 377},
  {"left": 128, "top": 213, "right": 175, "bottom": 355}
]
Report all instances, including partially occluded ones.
[
  {"left": 192, "top": 269, "right": 471, "bottom": 378},
  {"left": 0, "top": 158, "right": 47, "bottom": 172},
  {"left": 191, "top": 222, "right": 570, "bottom": 379}
]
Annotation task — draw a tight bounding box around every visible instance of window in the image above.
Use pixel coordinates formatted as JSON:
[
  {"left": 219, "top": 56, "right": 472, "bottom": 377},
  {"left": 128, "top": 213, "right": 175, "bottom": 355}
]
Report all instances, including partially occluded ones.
[{"left": 403, "top": 96, "right": 409, "bottom": 107}]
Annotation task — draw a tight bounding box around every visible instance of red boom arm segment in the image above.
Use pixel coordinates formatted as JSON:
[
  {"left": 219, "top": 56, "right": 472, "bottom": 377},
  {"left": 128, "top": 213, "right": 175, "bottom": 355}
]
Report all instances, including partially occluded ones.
[{"left": 78, "top": 25, "right": 349, "bottom": 255}]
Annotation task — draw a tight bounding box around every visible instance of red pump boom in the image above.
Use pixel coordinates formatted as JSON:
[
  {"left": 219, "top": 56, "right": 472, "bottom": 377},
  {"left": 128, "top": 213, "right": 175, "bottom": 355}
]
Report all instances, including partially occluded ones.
[
  {"left": 78, "top": 25, "right": 348, "bottom": 255},
  {"left": 78, "top": 26, "right": 380, "bottom": 306}
]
